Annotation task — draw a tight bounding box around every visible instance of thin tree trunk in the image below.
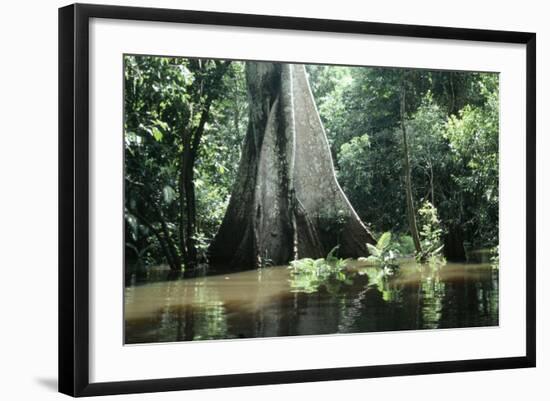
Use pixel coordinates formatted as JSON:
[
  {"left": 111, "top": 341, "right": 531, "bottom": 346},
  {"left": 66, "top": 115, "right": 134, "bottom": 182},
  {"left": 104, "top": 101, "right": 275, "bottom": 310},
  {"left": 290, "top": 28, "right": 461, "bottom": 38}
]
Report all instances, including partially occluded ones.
[
  {"left": 178, "top": 139, "right": 193, "bottom": 260},
  {"left": 210, "top": 63, "right": 375, "bottom": 270},
  {"left": 178, "top": 61, "right": 231, "bottom": 269},
  {"left": 400, "top": 82, "right": 423, "bottom": 254},
  {"left": 429, "top": 161, "right": 435, "bottom": 206},
  {"left": 183, "top": 162, "right": 197, "bottom": 266},
  {"left": 157, "top": 209, "right": 183, "bottom": 270},
  {"left": 133, "top": 209, "right": 181, "bottom": 271},
  {"left": 449, "top": 72, "right": 456, "bottom": 115}
]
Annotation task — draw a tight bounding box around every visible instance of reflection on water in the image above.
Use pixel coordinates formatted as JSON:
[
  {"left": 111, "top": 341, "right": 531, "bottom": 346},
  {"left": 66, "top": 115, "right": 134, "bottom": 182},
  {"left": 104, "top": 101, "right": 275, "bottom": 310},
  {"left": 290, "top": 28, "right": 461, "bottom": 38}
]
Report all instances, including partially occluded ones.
[{"left": 124, "top": 261, "right": 498, "bottom": 344}]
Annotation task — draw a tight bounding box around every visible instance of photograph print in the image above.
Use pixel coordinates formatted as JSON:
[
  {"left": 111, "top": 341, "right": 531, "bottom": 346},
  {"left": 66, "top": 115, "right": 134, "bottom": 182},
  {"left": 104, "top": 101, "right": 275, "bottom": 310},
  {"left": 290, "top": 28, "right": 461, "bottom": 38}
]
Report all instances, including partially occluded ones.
[{"left": 123, "top": 55, "right": 499, "bottom": 344}]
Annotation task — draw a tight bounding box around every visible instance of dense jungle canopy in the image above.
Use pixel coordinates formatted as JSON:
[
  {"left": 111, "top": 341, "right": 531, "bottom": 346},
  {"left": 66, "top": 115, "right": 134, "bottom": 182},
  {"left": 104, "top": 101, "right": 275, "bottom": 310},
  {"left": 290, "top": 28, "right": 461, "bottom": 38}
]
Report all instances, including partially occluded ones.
[{"left": 124, "top": 55, "right": 499, "bottom": 275}]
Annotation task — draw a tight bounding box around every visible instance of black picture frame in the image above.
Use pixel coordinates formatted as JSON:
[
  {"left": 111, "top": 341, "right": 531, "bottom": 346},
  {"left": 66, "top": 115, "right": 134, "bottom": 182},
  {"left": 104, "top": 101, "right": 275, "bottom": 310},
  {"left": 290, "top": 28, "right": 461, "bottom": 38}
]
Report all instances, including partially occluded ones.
[{"left": 59, "top": 3, "right": 536, "bottom": 397}]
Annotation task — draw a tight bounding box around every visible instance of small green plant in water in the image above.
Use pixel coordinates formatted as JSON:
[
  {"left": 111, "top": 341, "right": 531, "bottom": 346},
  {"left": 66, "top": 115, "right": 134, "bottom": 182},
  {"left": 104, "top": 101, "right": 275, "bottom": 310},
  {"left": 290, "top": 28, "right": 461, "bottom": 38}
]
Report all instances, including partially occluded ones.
[
  {"left": 361, "top": 232, "right": 400, "bottom": 273},
  {"left": 289, "top": 245, "right": 349, "bottom": 272},
  {"left": 288, "top": 246, "right": 352, "bottom": 293},
  {"left": 416, "top": 201, "right": 444, "bottom": 263}
]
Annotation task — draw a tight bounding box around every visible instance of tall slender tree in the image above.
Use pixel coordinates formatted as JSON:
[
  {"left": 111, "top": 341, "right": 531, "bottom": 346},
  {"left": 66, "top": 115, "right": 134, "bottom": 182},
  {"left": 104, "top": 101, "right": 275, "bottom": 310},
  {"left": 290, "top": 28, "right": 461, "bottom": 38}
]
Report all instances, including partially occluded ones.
[
  {"left": 399, "top": 80, "right": 422, "bottom": 254},
  {"left": 178, "top": 59, "right": 231, "bottom": 268}
]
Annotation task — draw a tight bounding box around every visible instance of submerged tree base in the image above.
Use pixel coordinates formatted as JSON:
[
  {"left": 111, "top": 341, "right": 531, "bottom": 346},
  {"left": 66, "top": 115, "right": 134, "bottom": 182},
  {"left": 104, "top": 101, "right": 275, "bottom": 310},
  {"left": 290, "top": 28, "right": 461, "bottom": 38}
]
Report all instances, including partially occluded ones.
[{"left": 209, "top": 63, "right": 375, "bottom": 270}]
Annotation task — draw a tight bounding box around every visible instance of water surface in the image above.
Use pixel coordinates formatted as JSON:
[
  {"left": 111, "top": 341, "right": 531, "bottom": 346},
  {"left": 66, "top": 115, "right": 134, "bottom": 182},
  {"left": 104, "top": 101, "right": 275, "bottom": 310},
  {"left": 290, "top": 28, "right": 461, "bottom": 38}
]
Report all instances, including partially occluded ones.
[{"left": 125, "top": 261, "right": 498, "bottom": 344}]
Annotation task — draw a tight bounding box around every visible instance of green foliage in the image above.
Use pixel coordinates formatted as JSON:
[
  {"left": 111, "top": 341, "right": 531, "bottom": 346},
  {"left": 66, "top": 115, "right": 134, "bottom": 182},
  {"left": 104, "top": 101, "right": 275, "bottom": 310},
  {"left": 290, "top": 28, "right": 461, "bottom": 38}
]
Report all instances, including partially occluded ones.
[
  {"left": 289, "top": 246, "right": 350, "bottom": 272},
  {"left": 307, "top": 65, "right": 353, "bottom": 156},
  {"left": 337, "top": 130, "right": 405, "bottom": 232},
  {"left": 395, "top": 234, "right": 415, "bottom": 255},
  {"left": 361, "top": 232, "right": 400, "bottom": 271},
  {"left": 416, "top": 201, "right": 444, "bottom": 262},
  {"left": 311, "top": 66, "right": 499, "bottom": 257},
  {"left": 337, "top": 135, "right": 373, "bottom": 212},
  {"left": 124, "top": 55, "right": 247, "bottom": 272},
  {"left": 288, "top": 246, "right": 352, "bottom": 293},
  {"left": 125, "top": 56, "right": 499, "bottom": 274},
  {"left": 444, "top": 85, "right": 499, "bottom": 248},
  {"left": 376, "top": 231, "right": 392, "bottom": 250},
  {"left": 192, "top": 232, "right": 211, "bottom": 265}
]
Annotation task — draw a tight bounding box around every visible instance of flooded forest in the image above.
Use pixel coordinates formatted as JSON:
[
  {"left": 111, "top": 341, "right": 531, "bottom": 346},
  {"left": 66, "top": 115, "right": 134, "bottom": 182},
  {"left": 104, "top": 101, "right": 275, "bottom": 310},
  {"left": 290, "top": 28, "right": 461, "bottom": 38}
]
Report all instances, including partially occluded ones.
[{"left": 124, "top": 56, "right": 499, "bottom": 343}]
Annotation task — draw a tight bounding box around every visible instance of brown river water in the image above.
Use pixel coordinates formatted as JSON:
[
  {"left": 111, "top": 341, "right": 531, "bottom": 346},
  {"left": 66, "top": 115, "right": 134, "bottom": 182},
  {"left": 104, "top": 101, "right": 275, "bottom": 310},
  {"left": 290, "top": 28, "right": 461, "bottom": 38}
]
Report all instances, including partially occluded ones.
[{"left": 124, "top": 261, "right": 498, "bottom": 344}]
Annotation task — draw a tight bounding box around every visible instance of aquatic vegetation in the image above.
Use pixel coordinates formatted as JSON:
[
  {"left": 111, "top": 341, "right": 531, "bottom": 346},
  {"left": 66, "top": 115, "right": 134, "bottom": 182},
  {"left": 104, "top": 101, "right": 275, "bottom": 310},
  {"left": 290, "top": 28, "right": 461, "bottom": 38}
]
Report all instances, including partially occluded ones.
[
  {"left": 416, "top": 201, "right": 444, "bottom": 262},
  {"left": 289, "top": 246, "right": 350, "bottom": 272},
  {"left": 288, "top": 246, "right": 353, "bottom": 293},
  {"left": 361, "top": 232, "right": 400, "bottom": 272}
]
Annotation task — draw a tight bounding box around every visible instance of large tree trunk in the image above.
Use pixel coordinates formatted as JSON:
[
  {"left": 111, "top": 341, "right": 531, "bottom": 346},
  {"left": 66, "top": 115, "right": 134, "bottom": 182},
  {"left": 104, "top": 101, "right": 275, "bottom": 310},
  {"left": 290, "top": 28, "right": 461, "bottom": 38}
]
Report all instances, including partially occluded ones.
[{"left": 209, "top": 63, "right": 375, "bottom": 270}]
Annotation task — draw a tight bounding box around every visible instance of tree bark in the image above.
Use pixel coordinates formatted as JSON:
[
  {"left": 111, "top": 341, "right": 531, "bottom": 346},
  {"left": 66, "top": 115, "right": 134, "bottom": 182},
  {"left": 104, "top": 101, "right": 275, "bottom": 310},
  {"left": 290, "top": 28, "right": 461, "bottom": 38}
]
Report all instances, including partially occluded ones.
[
  {"left": 132, "top": 208, "right": 182, "bottom": 271},
  {"left": 209, "top": 63, "right": 375, "bottom": 270},
  {"left": 399, "top": 82, "right": 423, "bottom": 255},
  {"left": 179, "top": 61, "right": 231, "bottom": 269},
  {"left": 429, "top": 161, "right": 434, "bottom": 206}
]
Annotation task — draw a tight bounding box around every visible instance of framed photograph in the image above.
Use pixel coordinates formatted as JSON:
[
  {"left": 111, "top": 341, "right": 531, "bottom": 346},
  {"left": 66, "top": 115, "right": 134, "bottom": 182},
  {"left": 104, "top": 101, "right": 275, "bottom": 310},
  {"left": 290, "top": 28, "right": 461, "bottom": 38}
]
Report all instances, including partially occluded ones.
[{"left": 59, "top": 3, "right": 536, "bottom": 397}]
